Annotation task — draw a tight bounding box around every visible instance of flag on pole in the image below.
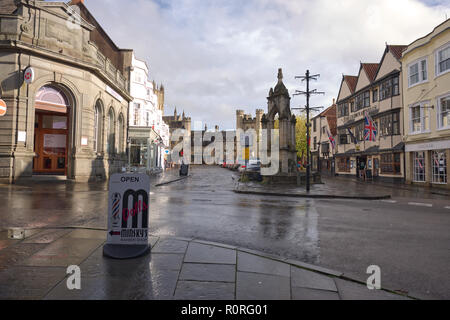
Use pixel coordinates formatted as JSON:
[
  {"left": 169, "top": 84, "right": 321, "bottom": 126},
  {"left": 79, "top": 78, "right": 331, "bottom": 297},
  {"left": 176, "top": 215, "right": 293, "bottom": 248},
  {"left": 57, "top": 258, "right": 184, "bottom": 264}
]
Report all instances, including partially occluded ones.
[
  {"left": 326, "top": 128, "right": 336, "bottom": 150},
  {"left": 347, "top": 127, "right": 358, "bottom": 144},
  {"left": 364, "top": 112, "right": 377, "bottom": 142}
]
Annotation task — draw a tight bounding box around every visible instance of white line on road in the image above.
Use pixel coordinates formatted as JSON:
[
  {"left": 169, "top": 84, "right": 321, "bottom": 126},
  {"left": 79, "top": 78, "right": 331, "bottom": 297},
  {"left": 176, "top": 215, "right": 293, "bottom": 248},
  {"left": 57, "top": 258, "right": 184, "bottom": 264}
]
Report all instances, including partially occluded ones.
[
  {"left": 408, "top": 202, "right": 433, "bottom": 207},
  {"left": 445, "top": 206, "right": 450, "bottom": 210},
  {"left": 381, "top": 200, "right": 397, "bottom": 203}
]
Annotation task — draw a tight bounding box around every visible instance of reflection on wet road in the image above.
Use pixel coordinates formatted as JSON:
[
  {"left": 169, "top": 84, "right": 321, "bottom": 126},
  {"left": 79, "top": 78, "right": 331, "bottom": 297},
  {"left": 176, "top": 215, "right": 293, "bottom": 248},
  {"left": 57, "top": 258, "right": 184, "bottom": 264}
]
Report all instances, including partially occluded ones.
[
  {"left": 0, "top": 166, "right": 321, "bottom": 264},
  {"left": 1, "top": 165, "right": 449, "bottom": 299}
]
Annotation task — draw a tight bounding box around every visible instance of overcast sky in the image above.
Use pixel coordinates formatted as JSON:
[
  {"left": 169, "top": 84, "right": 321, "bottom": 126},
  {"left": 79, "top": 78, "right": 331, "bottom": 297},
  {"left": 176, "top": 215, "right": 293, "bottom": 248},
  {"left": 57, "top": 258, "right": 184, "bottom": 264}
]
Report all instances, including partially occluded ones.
[{"left": 78, "top": 0, "right": 449, "bottom": 130}]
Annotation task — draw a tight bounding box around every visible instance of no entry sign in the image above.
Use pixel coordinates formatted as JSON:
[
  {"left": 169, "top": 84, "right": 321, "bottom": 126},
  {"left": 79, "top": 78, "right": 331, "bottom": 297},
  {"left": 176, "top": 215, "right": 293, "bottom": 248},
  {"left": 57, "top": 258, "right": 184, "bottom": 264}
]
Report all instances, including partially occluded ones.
[
  {"left": 103, "top": 173, "right": 150, "bottom": 259},
  {"left": 0, "top": 99, "right": 7, "bottom": 117}
]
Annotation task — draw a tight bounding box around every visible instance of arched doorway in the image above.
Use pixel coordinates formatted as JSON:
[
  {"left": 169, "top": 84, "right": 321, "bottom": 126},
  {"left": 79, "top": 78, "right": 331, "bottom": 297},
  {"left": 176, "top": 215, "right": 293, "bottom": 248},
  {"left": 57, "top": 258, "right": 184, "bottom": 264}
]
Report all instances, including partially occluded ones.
[{"left": 33, "top": 85, "right": 71, "bottom": 176}]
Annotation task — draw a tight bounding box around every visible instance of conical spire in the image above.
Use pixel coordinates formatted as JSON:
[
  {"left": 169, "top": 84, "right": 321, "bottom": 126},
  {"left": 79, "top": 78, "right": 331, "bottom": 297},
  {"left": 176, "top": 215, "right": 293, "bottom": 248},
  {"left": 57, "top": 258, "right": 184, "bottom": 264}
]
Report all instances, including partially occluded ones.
[{"left": 273, "top": 68, "right": 288, "bottom": 95}]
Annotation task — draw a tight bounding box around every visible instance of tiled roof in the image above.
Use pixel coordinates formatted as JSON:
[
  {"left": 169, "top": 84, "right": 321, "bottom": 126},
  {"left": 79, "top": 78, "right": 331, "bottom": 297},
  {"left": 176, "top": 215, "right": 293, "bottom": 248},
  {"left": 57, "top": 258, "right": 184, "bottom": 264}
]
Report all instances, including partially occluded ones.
[
  {"left": 343, "top": 75, "right": 358, "bottom": 93},
  {"left": 388, "top": 45, "right": 408, "bottom": 60},
  {"left": 361, "top": 63, "right": 379, "bottom": 83}
]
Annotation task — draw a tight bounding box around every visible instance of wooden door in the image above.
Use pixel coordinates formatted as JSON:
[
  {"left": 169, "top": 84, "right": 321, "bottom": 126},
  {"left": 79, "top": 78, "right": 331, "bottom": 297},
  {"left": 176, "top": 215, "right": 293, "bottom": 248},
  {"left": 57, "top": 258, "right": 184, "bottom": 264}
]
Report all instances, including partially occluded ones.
[{"left": 33, "top": 112, "right": 68, "bottom": 175}]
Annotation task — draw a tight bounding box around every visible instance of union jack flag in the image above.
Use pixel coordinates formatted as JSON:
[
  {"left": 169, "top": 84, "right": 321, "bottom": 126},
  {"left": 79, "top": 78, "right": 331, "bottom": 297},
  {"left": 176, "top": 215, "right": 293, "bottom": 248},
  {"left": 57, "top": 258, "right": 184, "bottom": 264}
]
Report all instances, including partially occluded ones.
[{"left": 364, "top": 113, "right": 377, "bottom": 142}]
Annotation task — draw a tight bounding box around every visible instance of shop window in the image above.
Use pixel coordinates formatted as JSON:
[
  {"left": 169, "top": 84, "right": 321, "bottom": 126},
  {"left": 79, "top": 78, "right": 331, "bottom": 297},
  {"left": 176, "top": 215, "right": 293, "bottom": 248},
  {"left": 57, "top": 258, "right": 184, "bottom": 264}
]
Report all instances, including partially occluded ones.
[
  {"left": 381, "top": 153, "right": 401, "bottom": 174},
  {"left": 338, "top": 157, "right": 350, "bottom": 172},
  {"left": 432, "top": 150, "right": 447, "bottom": 184},
  {"left": 413, "top": 152, "right": 426, "bottom": 182}
]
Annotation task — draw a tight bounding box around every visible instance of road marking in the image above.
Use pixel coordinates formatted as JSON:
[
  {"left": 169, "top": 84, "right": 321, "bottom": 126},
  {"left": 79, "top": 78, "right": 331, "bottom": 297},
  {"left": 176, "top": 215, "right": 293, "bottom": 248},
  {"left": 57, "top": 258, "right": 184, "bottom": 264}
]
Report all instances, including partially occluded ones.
[
  {"left": 445, "top": 206, "right": 450, "bottom": 210},
  {"left": 381, "top": 200, "right": 397, "bottom": 203},
  {"left": 408, "top": 202, "right": 433, "bottom": 207}
]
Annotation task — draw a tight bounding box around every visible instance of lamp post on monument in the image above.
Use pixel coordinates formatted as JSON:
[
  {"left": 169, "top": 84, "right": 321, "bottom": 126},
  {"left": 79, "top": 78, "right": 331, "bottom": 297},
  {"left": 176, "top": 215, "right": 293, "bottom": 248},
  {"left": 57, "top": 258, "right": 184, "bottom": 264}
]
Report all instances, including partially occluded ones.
[{"left": 292, "top": 70, "right": 324, "bottom": 192}]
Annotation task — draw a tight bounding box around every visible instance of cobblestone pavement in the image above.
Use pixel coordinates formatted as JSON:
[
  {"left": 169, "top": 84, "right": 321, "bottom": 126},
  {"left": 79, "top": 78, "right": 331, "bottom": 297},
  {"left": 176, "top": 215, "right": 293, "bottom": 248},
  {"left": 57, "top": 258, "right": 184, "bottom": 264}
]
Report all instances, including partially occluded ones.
[{"left": 0, "top": 228, "right": 412, "bottom": 300}]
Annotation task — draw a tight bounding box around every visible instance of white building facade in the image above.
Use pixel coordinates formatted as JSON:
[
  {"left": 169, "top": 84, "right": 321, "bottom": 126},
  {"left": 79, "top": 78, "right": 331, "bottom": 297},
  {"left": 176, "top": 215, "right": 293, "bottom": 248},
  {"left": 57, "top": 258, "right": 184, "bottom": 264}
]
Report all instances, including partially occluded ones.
[{"left": 128, "top": 53, "right": 170, "bottom": 172}]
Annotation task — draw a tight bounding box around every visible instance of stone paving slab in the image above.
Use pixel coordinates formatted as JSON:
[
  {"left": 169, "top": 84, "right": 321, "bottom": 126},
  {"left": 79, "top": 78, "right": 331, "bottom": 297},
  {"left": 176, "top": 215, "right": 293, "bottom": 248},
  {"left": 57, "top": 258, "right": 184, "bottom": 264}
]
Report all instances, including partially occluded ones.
[
  {"left": 65, "top": 229, "right": 106, "bottom": 240},
  {"left": 21, "top": 237, "right": 104, "bottom": 267},
  {"left": 152, "top": 239, "right": 189, "bottom": 254},
  {"left": 22, "top": 229, "right": 72, "bottom": 244},
  {"left": 174, "top": 281, "right": 235, "bottom": 300},
  {"left": 334, "top": 278, "right": 411, "bottom": 300},
  {"left": 0, "top": 228, "right": 418, "bottom": 300},
  {"left": 0, "top": 243, "right": 47, "bottom": 271},
  {"left": 184, "top": 242, "right": 236, "bottom": 264},
  {"left": 237, "top": 251, "right": 290, "bottom": 277},
  {"left": 291, "top": 266, "right": 337, "bottom": 292},
  {"left": 236, "top": 271, "right": 291, "bottom": 300},
  {"left": 0, "top": 266, "right": 66, "bottom": 299},
  {"left": 292, "top": 287, "right": 340, "bottom": 300},
  {"left": 150, "top": 253, "right": 184, "bottom": 271},
  {"left": 179, "top": 263, "right": 236, "bottom": 282}
]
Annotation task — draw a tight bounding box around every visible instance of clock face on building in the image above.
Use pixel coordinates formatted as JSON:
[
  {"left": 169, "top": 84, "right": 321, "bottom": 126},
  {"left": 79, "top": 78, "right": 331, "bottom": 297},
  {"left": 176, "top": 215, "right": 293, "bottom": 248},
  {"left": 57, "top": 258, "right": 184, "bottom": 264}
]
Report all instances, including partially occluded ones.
[{"left": 24, "top": 67, "right": 35, "bottom": 84}]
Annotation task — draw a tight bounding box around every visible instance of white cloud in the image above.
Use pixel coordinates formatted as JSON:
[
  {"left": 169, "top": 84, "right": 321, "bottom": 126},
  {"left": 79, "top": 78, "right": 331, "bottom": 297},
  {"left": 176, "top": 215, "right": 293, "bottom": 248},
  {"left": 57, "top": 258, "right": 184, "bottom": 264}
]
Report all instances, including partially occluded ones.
[{"left": 81, "top": 0, "right": 448, "bottom": 129}]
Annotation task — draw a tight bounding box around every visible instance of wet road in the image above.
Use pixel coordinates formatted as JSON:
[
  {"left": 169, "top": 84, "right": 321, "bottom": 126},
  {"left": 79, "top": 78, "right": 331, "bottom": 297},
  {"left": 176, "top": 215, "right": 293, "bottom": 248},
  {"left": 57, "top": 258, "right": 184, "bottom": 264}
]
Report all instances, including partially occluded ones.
[{"left": 1, "top": 165, "right": 449, "bottom": 299}]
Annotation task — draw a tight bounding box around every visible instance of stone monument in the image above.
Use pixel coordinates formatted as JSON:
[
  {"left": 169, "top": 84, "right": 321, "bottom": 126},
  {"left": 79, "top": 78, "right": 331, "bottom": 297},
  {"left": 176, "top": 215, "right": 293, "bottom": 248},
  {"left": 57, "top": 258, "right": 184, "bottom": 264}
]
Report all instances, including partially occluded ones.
[{"left": 261, "top": 68, "right": 298, "bottom": 184}]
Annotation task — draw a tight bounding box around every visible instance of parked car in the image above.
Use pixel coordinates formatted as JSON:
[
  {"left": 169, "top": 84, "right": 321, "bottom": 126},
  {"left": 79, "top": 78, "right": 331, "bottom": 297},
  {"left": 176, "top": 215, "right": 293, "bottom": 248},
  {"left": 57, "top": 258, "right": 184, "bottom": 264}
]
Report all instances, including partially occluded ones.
[{"left": 239, "top": 159, "right": 261, "bottom": 173}]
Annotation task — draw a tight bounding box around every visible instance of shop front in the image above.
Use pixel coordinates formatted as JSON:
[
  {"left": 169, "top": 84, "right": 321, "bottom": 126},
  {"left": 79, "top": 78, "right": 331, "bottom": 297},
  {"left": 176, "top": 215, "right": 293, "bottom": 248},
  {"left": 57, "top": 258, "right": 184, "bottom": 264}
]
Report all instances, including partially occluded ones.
[{"left": 406, "top": 140, "right": 450, "bottom": 189}]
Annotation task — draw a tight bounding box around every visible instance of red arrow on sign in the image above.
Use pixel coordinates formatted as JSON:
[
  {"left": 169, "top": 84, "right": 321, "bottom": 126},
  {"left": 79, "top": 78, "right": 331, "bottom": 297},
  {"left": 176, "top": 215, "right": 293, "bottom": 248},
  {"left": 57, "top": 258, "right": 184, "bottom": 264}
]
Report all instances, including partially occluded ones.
[{"left": 109, "top": 230, "right": 120, "bottom": 236}]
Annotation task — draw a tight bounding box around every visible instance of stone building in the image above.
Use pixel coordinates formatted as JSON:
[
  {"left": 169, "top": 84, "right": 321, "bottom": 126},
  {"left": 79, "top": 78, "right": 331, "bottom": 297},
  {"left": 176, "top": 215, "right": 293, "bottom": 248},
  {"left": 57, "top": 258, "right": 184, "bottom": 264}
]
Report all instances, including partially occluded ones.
[
  {"left": 163, "top": 108, "right": 191, "bottom": 150},
  {"left": 0, "top": 0, "right": 133, "bottom": 183},
  {"left": 402, "top": 19, "right": 450, "bottom": 189},
  {"left": 236, "top": 109, "right": 264, "bottom": 133},
  {"left": 311, "top": 101, "right": 337, "bottom": 175},
  {"left": 335, "top": 44, "right": 407, "bottom": 182},
  {"left": 235, "top": 109, "right": 263, "bottom": 160}
]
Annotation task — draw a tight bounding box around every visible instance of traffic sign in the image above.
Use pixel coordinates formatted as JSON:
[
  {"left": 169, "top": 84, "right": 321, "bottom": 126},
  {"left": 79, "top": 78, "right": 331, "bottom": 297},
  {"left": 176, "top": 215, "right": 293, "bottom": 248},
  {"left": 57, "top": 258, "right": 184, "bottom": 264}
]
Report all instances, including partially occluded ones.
[
  {"left": 103, "top": 173, "right": 150, "bottom": 259},
  {"left": 24, "top": 67, "right": 35, "bottom": 84},
  {"left": 0, "top": 99, "right": 7, "bottom": 117}
]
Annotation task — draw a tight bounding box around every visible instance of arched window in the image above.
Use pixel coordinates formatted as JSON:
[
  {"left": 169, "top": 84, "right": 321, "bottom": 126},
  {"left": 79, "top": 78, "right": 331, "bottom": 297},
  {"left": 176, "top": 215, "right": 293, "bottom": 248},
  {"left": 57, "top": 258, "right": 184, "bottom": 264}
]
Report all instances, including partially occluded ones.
[
  {"left": 107, "top": 108, "right": 115, "bottom": 155},
  {"left": 118, "top": 114, "right": 125, "bottom": 154},
  {"left": 35, "top": 85, "right": 70, "bottom": 113},
  {"left": 93, "top": 100, "right": 103, "bottom": 153}
]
